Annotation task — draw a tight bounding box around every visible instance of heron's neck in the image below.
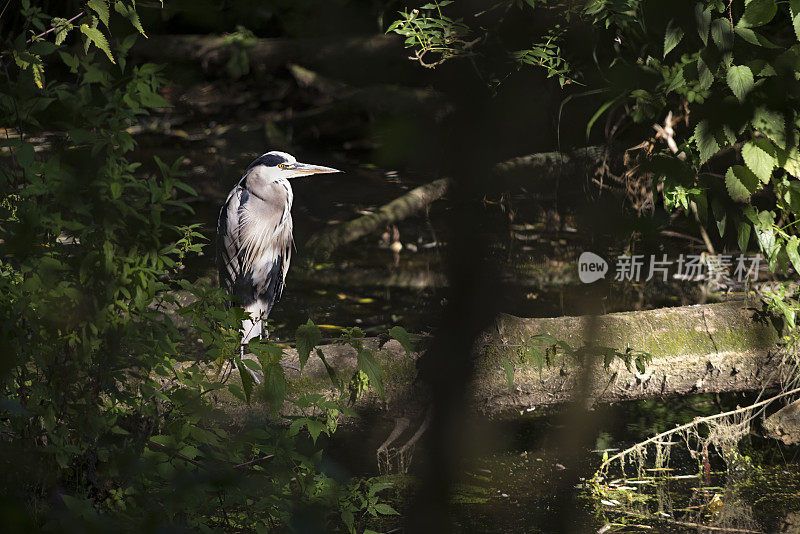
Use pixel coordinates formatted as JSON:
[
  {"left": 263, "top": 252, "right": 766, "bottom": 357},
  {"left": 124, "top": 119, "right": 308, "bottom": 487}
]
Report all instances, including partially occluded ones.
[{"left": 245, "top": 177, "right": 293, "bottom": 207}]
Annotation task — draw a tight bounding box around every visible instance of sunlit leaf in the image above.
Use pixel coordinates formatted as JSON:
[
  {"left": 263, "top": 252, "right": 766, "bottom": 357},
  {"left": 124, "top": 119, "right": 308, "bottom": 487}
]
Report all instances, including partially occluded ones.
[
  {"left": 742, "top": 139, "right": 776, "bottom": 183},
  {"left": 726, "top": 65, "right": 753, "bottom": 102},
  {"left": 357, "top": 349, "right": 384, "bottom": 399},
  {"left": 737, "top": 0, "right": 777, "bottom": 28},
  {"left": 664, "top": 19, "right": 684, "bottom": 58},
  {"left": 725, "top": 165, "right": 761, "bottom": 202}
]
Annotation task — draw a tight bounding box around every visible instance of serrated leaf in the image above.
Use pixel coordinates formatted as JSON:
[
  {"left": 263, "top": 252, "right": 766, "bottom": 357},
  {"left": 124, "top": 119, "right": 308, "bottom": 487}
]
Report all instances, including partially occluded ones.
[
  {"left": 737, "top": 219, "right": 752, "bottom": 251},
  {"left": 752, "top": 106, "right": 786, "bottom": 149},
  {"left": 528, "top": 345, "right": 545, "bottom": 377},
  {"left": 263, "top": 362, "right": 286, "bottom": 413},
  {"left": 306, "top": 418, "right": 326, "bottom": 443},
  {"left": 87, "top": 0, "right": 109, "bottom": 28},
  {"left": 695, "top": 120, "right": 720, "bottom": 164},
  {"left": 296, "top": 319, "right": 321, "bottom": 370},
  {"left": 315, "top": 348, "right": 340, "bottom": 389},
  {"left": 777, "top": 146, "right": 800, "bottom": 178},
  {"left": 501, "top": 357, "right": 514, "bottom": 391},
  {"left": 50, "top": 17, "right": 73, "bottom": 46},
  {"left": 695, "top": 4, "right": 711, "bottom": 45},
  {"left": 235, "top": 355, "right": 254, "bottom": 404},
  {"left": 737, "top": 0, "right": 777, "bottom": 28},
  {"left": 734, "top": 27, "right": 779, "bottom": 48},
  {"left": 711, "top": 17, "right": 734, "bottom": 51},
  {"left": 114, "top": 2, "right": 147, "bottom": 36},
  {"left": 664, "top": 19, "right": 684, "bottom": 58},
  {"left": 725, "top": 165, "right": 761, "bottom": 202},
  {"left": 357, "top": 349, "right": 384, "bottom": 399},
  {"left": 374, "top": 503, "right": 399, "bottom": 515},
  {"left": 742, "top": 139, "right": 776, "bottom": 183},
  {"left": 786, "top": 237, "right": 800, "bottom": 273},
  {"left": 58, "top": 51, "right": 79, "bottom": 70},
  {"left": 388, "top": 326, "right": 414, "bottom": 357},
  {"left": 791, "top": 0, "right": 800, "bottom": 41},
  {"left": 726, "top": 65, "right": 754, "bottom": 102},
  {"left": 80, "top": 24, "right": 115, "bottom": 63}
]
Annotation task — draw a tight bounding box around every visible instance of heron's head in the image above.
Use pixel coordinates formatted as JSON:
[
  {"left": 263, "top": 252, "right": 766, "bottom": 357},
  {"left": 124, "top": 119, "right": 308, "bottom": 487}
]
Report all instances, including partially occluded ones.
[{"left": 245, "top": 151, "right": 341, "bottom": 183}]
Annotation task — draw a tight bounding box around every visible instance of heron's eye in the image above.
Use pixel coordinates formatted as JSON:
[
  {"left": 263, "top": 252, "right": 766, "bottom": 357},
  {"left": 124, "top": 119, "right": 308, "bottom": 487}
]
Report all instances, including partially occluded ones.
[{"left": 278, "top": 163, "right": 287, "bottom": 169}]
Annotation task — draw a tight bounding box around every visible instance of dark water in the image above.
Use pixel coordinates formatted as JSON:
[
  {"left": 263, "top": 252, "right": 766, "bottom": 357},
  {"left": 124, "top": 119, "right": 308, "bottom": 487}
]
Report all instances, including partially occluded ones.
[
  {"left": 323, "top": 394, "right": 800, "bottom": 533},
  {"left": 134, "top": 77, "right": 799, "bottom": 534}
]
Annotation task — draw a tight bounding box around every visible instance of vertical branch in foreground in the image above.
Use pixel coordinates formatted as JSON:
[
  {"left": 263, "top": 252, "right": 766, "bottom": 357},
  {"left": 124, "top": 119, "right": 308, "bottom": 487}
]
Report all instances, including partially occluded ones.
[{"left": 404, "top": 18, "right": 502, "bottom": 532}]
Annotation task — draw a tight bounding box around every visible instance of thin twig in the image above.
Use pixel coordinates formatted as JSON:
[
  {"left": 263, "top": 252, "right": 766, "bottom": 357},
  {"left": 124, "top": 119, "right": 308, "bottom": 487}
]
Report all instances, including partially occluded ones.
[
  {"left": 146, "top": 439, "right": 205, "bottom": 467},
  {"left": 234, "top": 454, "right": 275, "bottom": 469},
  {"left": 598, "top": 386, "right": 800, "bottom": 473},
  {"left": 612, "top": 509, "right": 762, "bottom": 533},
  {"left": 26, "top": 11, "right": 84, "bottom": 44}
]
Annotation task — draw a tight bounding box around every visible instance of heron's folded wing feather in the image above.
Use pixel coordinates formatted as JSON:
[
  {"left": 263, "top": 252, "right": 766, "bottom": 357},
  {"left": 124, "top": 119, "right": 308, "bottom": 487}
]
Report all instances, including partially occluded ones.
[{"left": 217, "top": 186, "right": 245, "bottom": 295}]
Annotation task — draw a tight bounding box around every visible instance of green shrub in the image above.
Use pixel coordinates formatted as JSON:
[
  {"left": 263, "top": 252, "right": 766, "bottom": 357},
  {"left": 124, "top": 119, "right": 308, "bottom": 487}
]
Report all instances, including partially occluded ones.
[{"left": 0, "top": 2, "right": 392, "bottom": 531}]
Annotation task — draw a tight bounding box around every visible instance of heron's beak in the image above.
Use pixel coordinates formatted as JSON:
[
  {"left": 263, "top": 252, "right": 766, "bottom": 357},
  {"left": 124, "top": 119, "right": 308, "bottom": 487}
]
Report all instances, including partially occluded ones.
[{"left": 288, "top": 162, "right": 341, "bottom": 178}]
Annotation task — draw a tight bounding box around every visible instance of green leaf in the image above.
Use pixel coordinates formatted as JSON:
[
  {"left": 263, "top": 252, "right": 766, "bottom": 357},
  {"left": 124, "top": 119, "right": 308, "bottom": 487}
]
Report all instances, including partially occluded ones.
[
  {"left": 501, "top": 357, "right": 514, "bottom": 391},
  {"left": 305, "top": 418, "right": 326, "bottom": 443},
  {"left": 263, "top": 362, "right": 286, "bottom": 413},
  {"left": 737, "top": 0, "right": 777, "bottom": 28},
  {"left": 586, "top": 97, "right": 618, "bottom": 140},
  {"left": 87, "top": 0, "right": 109, "bottom": 28},
  {"left": 296, "top": 319, "right": 321, "bottom": 370},
  {"left": 357, "top": 349, "right": 384, "bottom": 399},
  {"left": 316, "top": 348, "right": 341, "bottom": 389},
  {"left": 737, "top": 219, "right": 752, "bottom": 251},
  {"left": 236, "top": 355, "right": 254, "bottom": 404},
  {"left": 528, "top": 345, "right": 545, "bottom": 376},
  {"left": 388, "top": 326, "right": 414, "bottom": 357},
  {"left": 58, "top": 51, "right": 79, "bottom": 70},
  {"left": 711, "top": 17, "right": 734, "bottom": 51},
  {"left": 752, "top": 106, "right": 787, "bottom": 149},
  {"left": 786, "top": 237, "right": 800, "bottom": 273},
  {"left": 694, "top": 120, "right": 720, "bottom": 164},
  {"left": 16, "top": 143, "right": 35, "bottom": 169},
  {"left": 79, "top": 24, "right": 115, "bottom": 63},
  {"left": 695, "top": 4, "right": 711, "bottom": 45},
  {"left": 791, "top": 0, "right": 800, "bottom": 41},
  {"left": 51, "top": 18, "right": 74, "bottom": 46},
  {"left": 734, "top": 27, "right": 779, "bottom": 48},
  {"left": 777, "top": 146, "right": 800, "bottom": 178},
  {"left": 725, "top": 165, "right": 761, "bottom": 202},
  {"left": 114, "top": 1, "right": 147, "bottom": 37},
  {"left": 664, "top": 19, "right": 684, "bottom": 58},
  {"left": 726, "top": 65, "right": 754, "bottom": 102},
  {"left": 374, "top": 503, "right": 399, "bottom": 515},
  {"left": 742, "top": 139, "right": 776, "bottom": 183}
]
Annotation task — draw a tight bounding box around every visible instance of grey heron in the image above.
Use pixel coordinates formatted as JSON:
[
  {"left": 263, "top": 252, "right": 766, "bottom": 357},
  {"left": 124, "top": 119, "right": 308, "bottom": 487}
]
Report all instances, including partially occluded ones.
[{"left": 217, "top": 151, "right": 340, "bottom": 379}]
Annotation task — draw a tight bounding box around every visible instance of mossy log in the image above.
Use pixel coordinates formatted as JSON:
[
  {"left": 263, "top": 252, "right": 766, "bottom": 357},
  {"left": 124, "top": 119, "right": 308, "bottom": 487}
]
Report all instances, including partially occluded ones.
[{"left": 215, "top": 300, "right": 785, "bottom": 419}]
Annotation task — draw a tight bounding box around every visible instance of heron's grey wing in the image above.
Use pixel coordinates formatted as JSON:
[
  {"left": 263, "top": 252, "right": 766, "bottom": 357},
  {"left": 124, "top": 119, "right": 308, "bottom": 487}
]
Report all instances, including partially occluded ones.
[{"left": 217, "top": 185, "right": 245, "bottom": 303}]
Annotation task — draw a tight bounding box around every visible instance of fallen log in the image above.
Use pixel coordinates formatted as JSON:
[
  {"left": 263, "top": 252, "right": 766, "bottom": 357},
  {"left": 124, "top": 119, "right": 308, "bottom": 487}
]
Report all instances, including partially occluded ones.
[
  {"left": 303, "top": 147, "right": 610, "bottom": 260},
  {"left": 304, "top": 178, "right": 450, "bottom": 259},
  {"left": 209, "top": 300, "right": 786, "bottom": 419}
]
